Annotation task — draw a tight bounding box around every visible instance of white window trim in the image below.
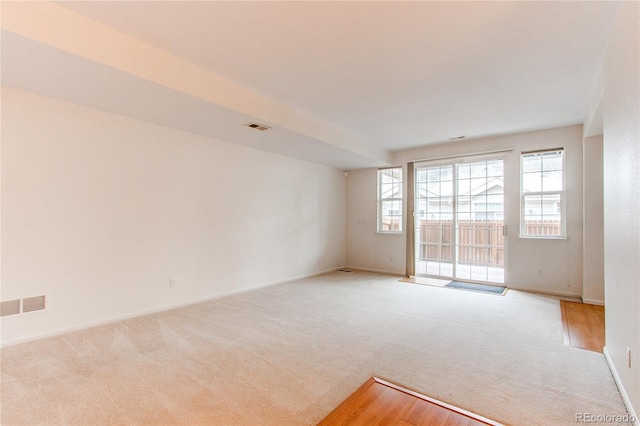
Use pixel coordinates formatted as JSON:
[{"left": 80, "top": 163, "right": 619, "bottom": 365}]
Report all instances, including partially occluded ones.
[
  {"left": 519, "top": 149, "right": 566, "bottom": 239},
  {"left": 377, "top": 166, "right": 403, "bottom": 234}
]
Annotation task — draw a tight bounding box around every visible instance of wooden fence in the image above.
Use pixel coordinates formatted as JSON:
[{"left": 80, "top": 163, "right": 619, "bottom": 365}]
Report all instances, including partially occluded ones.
[
  {"left": 417, "top": 220, "right": 503, "bottom": 267},
  {"left": 523, "top": 220, "right": 562, "bottom": 236},
  {"left": 417, "top": 220, "right": 560, "bottom": 267},
  {"left": 381, "top": 218, "right": 401, "bottom": 232}
]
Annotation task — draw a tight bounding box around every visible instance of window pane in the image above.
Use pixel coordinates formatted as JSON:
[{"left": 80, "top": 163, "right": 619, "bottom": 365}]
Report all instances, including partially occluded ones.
[
  {"left": 486, "top": 182, "right": 503, "bottom": 196},
  {"left": 441, "top": 227, "right": 453, "bottom": 244},
  {"left": 524, "top": 194, "right": 543, "bottom": 222},
  {"left": 522, "top": 172, "right": 542, "bottom": 192},
  {"left": 381, "top": 200, "right": 402, "bottom": 216},
  {"left": 380, "top": 173, "right": 393, "bottom": 185},
  {"left": 440, "top": 180, "right": 453, "bottom": 197},
  {"left": 542, "top": 151, "right": 563, "bottom": 171},
  {"left": 380, "top": 168, "right": 401, "bottom": 184},
  {"left": 540, "top": 194, "right": 561, "bottom": 220},
  {"left": 457, "top": 178, "right": 470, "bottom": 195},
  {"left": 486, "top": 193, "right": 503, "bottom": 204},
  {"left": 425, "top": 181, "right": 439, "bottom": 196},
  {"left": 427, "top": 167, "right": 442, "bottom": 182},
  {"left": 470, "top": 177, "right": 485, "bottom": 194},
  {"left": 393, "top": 182, "right": 402, "bottom": 198},
  {"left": 486, "top": 160, "right": 503, "bottom": 177},
  {"left": 456, "top": 195, "right": 471, "bottom": 213},
  {"left": 522, "top": 154, "right": 542, "bottom": 172},
  {"left": 542, "top": 171, "right": 563, "bottom": 191},
  {"left": 520, "top": 149, "right": 564, "bottom": 237},
  {"left": 523, "top": 194, "right": 562, "bottom": 236},
  {"left": 457, "top": 163, "right": 470, "bottom": 179},
  {"left": 470, "top": 162, "right": 487, "bottom": 178},
  {"left": 440, "top": 166, "right": 453, "bottom": 182},
  {"left": 380, "top": 183, "right": 393, "bottom": 199},
  {"left": 426, "top": 166, "right": 454, "bottom": 182},
  {"left": 378, "top": 167, "right": 402, "bottom": 232}
]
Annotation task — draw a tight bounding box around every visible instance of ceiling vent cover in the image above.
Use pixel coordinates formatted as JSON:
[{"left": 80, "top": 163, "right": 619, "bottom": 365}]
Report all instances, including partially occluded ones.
[{"left": 245, "top": 122, "right": 271, "bottom": 131}]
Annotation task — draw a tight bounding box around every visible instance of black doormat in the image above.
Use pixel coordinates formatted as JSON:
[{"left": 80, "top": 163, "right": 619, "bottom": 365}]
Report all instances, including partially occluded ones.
[{"left": 445, "top": 281, "right": 507, "bottom": 295}]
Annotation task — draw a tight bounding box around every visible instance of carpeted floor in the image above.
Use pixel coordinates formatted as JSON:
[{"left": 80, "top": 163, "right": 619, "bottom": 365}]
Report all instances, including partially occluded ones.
[{"left": 0, "top": 271, "right": 629, "bottom": 425}]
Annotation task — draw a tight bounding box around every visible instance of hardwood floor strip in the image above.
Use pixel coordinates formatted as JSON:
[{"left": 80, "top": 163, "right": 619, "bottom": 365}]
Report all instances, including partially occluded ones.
[
  {"left": 560, "top": 299, "right": 572, "bottom": 346},
  {"left": 559, "top": 300, "right": 605, "bottom": 353},
  {"left": 318, "top": 377, "right": 380, "bottom": 425},
  {"left": 404, "top": 398, "right": 441, "bottom": 426},
  {"left": 318, "top": 377, "right": 504, "bottom": 426},
  {"left": 373, "top": 390, "right": 417, "bottom": 424},
  {"left": 374, "top": 378, "right": 502, "bottom": 426},
  {"left": 355, "top": 386, "right": 404, "bottom": 425}
]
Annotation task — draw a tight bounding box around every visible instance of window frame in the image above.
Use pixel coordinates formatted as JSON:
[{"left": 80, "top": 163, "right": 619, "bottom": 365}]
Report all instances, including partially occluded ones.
[
  {"left": 377, "top": 166, "right": 403, "bottom": 234},
  {"left": 519, "top": 148, "right": 566, "bottom": 239}
]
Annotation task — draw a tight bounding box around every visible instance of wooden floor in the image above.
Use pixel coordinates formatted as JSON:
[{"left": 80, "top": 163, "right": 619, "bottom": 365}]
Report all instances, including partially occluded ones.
[
  {"left": 560, "top": 300, "right": 605, "bottom": 352},
  {"left": 319, "top": 377, "right": 503, "bottom": 426}
]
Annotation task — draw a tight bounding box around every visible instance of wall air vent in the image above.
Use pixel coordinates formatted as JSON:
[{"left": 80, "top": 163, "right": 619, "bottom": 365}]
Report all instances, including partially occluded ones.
[
  {"left": 0, "top": 299, "right": 21, "bottom": 317},
  {"left": 22, "top": 295, "right": 46, "bottom": 313},
  {"left": 245, "top": 122, "right": 271, "bottom": 131}
]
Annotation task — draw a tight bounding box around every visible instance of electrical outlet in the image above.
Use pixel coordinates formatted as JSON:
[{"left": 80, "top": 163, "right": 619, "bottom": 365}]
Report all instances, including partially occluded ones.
[
  {"left": 537, "top": 268, "right": 543, "bottom": 276},
  {"left": 627, "top": 347, "right": 631, "bottom": 368},
  {"left": 169, "top": 279, "right": 176, "bottom": 288}
]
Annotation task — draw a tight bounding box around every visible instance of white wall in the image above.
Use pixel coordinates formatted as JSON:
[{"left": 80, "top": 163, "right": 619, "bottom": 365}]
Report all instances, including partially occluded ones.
[
  {"left": 582, "top": 135, "right": 604, "bottom": 305},
  {"left": 2, "top": 2, "right": 391, "bottom": 168},
  {"left": 346, "top": 125, "right": 584, "bottom": 297},
  {"left": 588, "top": 1, "right": 639, "bottom": 418},
  {"left": 345, "top": 168, "right": 405, "bottom": 274},
  {"left": 0, "top": 88, "right": 346, "bottom": 346}
]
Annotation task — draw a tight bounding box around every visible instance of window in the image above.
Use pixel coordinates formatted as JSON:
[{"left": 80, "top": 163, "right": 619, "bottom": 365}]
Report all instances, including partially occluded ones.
[
  {"left": 378, "top": 167, "right": 403, "bottom": 233},
  {"left": 520, "top": 149, "right": 565, "bottom": 238}
]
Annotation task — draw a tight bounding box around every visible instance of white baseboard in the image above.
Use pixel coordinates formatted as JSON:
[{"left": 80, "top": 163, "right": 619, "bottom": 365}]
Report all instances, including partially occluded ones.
[
  {"left": 507, "top": 285, "right": 581, "bottom": 299},
  {"left": 344, "top": 266, "right": 404, "bottom": 276},
  {"left": 0, "top": 266, "right": 340, "bottom": 348},
  {"left": 582, "top": 298, "right": 605, "bottom": 306},
  {"left": 604, "top": 346, "right": 639, "bottom": 426}
]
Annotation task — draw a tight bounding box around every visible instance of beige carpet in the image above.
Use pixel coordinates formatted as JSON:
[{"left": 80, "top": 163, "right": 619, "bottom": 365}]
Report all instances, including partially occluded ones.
[{"left": 0, "top": 271, "right": 630, "bottom": 425}]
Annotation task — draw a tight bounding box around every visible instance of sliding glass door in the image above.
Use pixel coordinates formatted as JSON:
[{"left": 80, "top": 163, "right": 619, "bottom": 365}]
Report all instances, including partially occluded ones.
[
  {"left": 415, "top": 164, "right": 454, "bottom": 278},
  {"left": 414, "top": 158, "right": 505, "bottom": 284}
]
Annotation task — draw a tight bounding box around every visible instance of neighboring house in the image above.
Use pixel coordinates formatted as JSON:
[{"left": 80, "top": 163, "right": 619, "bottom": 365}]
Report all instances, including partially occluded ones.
[
  {"left": 416, "top": 178, "right": 506, "bottom": 222},
  {"left": 415, "top": 178, "right": 561, "bottom": 223}
]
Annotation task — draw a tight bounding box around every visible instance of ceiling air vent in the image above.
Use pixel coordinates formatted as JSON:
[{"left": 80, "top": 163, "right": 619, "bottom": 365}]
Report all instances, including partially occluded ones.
[
  {"left": 448, "top": 135, "right": 466, "bottom": 141},
  {"left": 245, "top": 122, "right": 271, "bottom": 131}
]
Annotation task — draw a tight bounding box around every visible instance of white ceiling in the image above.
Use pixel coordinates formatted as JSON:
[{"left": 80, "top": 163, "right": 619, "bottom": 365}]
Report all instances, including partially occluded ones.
[
  {"left": 2, "top": 31, "right": 380, "bottom": 170},
  {"left": 2, "top": 1, "right": 621, "bottom": 168}
]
